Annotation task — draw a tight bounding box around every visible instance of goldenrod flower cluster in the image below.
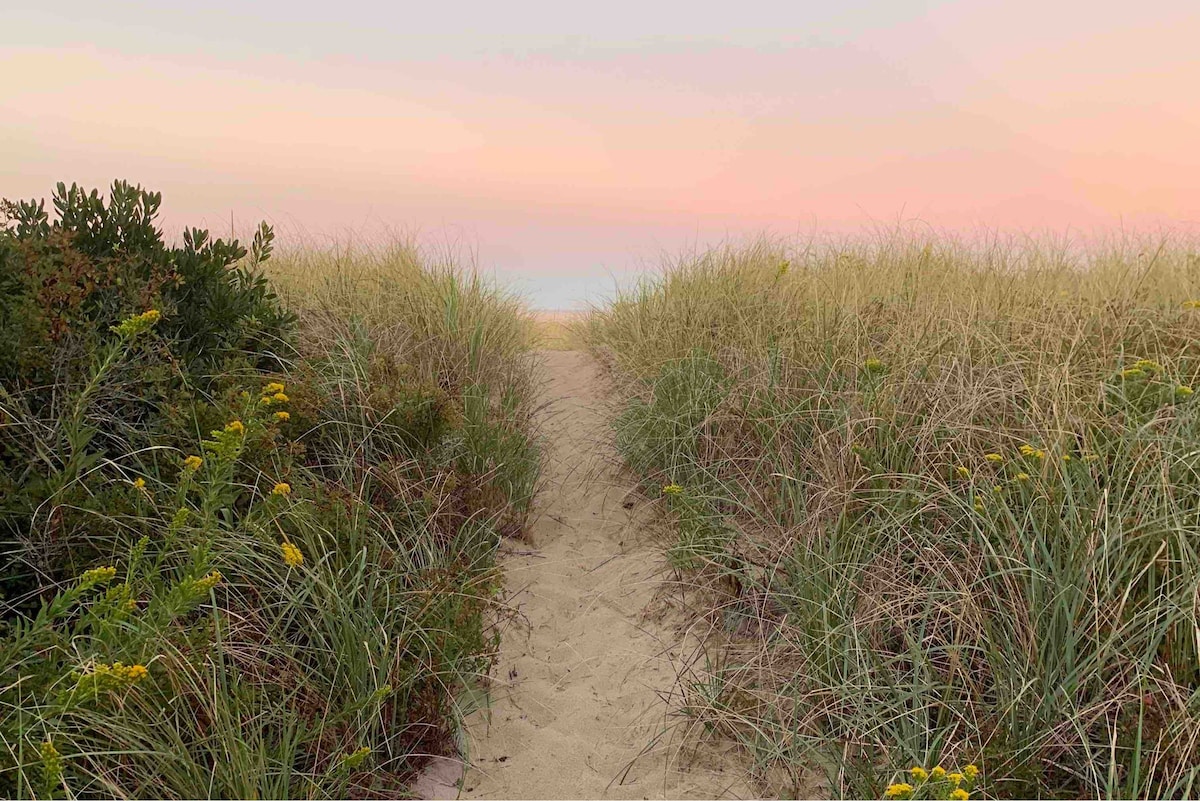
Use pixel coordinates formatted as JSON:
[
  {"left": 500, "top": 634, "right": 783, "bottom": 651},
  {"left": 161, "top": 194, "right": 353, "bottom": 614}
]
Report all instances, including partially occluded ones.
[
  {"left": 132, "top": 477, "right": 147, "bottom": 490},
  {"left": 983, "top": 452, "right": 1003, "bottom": 463},
  {"left": 186, "top": 570, "right": 223, "bottom": 598},
  {"left": 888, "top": 763, "right": 979, "bottom": 800},
  {"left": 272, "top": 482, "right": 292, "bottom": 496},
  {"left": 182, "top": 454, "right": 203, "bottom": 472},
  {"left": 74, "top": 661, "right": 150, "bottom": 695},
  {"left": 79, "top": 566, "right": 117, "bottom": 586},
  {"left": 281, "top": 541, "right": 304, "bottom": 567},
  {"left": 1133, "top": 358, "right": 1162, "bottom": 373},
  {"left": 341, "top": 745, "right": 371, "bottom": 769},
  {"left": 274, "top": 410, "right": 290, "bottom": 422},
  {"left": 111, "top": 309, "right": 162, "bottom": 338},
  {"left": 1176, "top": 385, "right": 1194, "bottom": 399},
  {"left": 40, "top": 740, "right": 63, "bottom": 790},
  {"left": 260, "top": 382, "right": 289, "bottom": 406},
  {"left": 661, "top": 484, "right": 684, "bottom": 496},
  {"left": 224, "top": 420, "right": 245, "bottom": 435},
  {"left": 954, "top": 466, "right": 971, "bottom": 479},
  {"left": 1018, "top": 444, "right": 1045, "bottom": 460}
]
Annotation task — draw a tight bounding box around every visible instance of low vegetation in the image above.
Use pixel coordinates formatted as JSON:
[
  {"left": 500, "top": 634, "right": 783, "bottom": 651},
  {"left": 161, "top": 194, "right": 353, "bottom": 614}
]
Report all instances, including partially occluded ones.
[
  {"left": 0, "top": 182, "right": 540, "bottom": 798},
  {"left": 586, "top": 235, "right": 1200, "bottom": 799}
]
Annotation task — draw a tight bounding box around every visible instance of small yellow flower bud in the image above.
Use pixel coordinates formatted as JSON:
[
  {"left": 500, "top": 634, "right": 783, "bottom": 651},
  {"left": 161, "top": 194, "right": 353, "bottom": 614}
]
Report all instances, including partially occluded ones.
[{"left": 281, "top": 541, "right": 304, "bottom": 567}]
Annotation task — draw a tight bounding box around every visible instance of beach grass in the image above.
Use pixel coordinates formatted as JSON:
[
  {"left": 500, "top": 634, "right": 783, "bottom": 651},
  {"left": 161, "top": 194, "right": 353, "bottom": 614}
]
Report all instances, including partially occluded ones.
[{"left": 585, "top": 232, "right": 1200, "bottom": 799}]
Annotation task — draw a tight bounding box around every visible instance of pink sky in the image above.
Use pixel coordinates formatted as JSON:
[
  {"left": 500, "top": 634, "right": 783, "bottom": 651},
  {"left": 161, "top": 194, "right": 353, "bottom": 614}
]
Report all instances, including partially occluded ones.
[{"left": 3, "top": 1, "right": 1198, "bottom": 306}]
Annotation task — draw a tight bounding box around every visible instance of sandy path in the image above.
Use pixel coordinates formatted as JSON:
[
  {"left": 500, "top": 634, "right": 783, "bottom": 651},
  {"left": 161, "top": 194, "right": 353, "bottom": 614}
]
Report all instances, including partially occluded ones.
[{"left": 450, "top": 350, "right": 750, "bottom": 799}]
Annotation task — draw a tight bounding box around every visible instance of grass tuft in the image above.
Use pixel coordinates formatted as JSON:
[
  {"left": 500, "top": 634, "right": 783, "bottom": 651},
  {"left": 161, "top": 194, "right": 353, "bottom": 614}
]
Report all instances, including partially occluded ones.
[{"left": 587, "top": 232, "right": 1200, "bottom": 799}]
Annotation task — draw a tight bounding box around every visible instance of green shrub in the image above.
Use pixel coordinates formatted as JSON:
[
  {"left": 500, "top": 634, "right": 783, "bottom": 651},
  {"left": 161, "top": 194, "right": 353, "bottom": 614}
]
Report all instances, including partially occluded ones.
[
  {"left": 1, "top": 185, "right": 541, "bottom": 798},
  {"left": 0, "top": 180, "right": 293, "bottom": 386}
]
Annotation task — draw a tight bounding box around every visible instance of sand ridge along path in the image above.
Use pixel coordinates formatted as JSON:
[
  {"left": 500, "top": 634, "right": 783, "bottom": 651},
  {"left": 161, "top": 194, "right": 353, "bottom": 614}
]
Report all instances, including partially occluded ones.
[{"left": 454, "top": 350, "right": 750, "bottom": 799}]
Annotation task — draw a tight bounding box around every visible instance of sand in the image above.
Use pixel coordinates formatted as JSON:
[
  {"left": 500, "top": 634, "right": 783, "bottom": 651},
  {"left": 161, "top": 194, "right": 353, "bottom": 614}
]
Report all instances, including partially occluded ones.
[{"left": 416, "top": 350, "right": 751, "bottom": 800}]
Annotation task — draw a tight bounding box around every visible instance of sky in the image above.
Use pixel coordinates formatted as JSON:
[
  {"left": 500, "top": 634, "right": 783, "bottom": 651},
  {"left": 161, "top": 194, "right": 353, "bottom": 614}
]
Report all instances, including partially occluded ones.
[{"left": 3, "top": 1, "right": 1199, "bottom": 308}]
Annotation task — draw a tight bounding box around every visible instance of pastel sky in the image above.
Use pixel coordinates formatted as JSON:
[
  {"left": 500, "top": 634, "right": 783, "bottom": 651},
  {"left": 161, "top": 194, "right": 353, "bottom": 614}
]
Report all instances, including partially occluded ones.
[{"left": 4, "top": 1, "right": 1199, "bottom": 307}]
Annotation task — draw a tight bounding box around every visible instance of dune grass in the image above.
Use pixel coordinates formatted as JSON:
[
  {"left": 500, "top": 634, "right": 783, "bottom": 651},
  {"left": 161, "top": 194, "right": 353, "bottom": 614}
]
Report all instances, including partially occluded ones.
[
  {"left": 586, "top": 234, "right": 1200, "bottom": 799},
  {"left": 1, "top": 185, "right": 540, "bottom": 799}
]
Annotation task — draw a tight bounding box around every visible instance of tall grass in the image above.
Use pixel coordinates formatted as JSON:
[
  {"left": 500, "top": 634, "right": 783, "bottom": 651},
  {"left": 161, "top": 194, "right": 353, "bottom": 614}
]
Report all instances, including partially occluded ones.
[
  {"left": 1, "top": 191, "right": 540, "bottom": 800},
  {"left": 586, "top": 234, "right": 1200, "bottom": 798}
]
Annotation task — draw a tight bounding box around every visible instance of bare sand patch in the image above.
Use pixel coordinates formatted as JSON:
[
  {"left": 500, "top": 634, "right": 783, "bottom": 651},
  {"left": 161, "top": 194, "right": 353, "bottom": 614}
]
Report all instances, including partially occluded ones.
[{"left": 431, "top": 350, "right": 752, "bottom": 799}]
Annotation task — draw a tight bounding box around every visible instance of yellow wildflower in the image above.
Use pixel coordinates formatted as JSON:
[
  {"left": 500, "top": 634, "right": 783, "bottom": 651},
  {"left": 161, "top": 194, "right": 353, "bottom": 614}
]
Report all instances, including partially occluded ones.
[
  {"left": 40, "top": 740, "right": 62, "bottom": 788},
  {"left": 910, "top": 767, "right": 928, "bottom": 781},
  {"left": 864, "top": 358, "right": 885, "bottom": 371},
  {"left": 281, "top": 541, "right": 305, "bottom": 568},
  {"left": 963, "top": 764, "right": 979, "bottom": 780},
  {"left": 992, "top": 485, "right": 1003, "bottom": 495},
  {"left": 264, "top": 382, "right": 286, "bottom": 394},
  {"left": 662, "top": 484, "right": 684, "bottom": 496},
  {"left": 82, "top": 661, "right": 149, "bottom": 692},
  {"left": 974, "top": 499, "right": 985, "bottom": 512},
  {"left": 225, "top": 420, "right": 245, "bottom": 435},
  {"left": 274, "top": 410, "right": 290, "bottom": 422},
  {"left": 111, "top": 309, "right": 162, "bottom": 338},
  {"left": 125, "top": 597, "right": 139, "bottom": 612},
  {"left": 1015, "top": 472, "right": 1030, "bottom": 482},
  {"left": 886, "top": 783, "right": 914, "bottom": 799},
  {"left": 1134, "top": 358, "right": 1162, "bottom": 372},
  {"left": 273, "top": 392, "right": 289, "bottom": 403},
  {"left": 260, "top": 395, "right": 273, "bottom": 405},
  {"left": 80, "top": 566, "right": 117, "bottom": 585},
  {"left": 1019, "top": 444, "right": 1045, "bottom": 460},
  {"left": 948, "top": 772, "right": 964, "bottom": 786},
  {"left": 1062, "top": 453, "right": 1072, "bottom": 462},
  {"left": 1121, "top": 367, "right": 1145, "bottom": 379},
  {"left": 183, "top": 455, "right": 203, "bottom": 472},
  {"left": 272, "top": 482, "right": 292, "bottom": 496},
  {"left": 955, "top": 466, "right": 971, "bottom": 479},
  {"left": 984, "top": 452, "right": 1003, "bottom": 463},
  {"left": 930, "top": 766, "right": 947, "bottom": 781},
  {"left": 1176, "top": 385, "right": 1194, "bottom": 399},
  {"left": 341, "top": 745, "right": 371, "bottom": 769},
  {"left": 950, "top": 789, "right": 969, "bottom": 801},
  {"left": 192, "top": 570, "right": 223, "bottom": 593},
  {"left": 132, "top": 477, "right": 146, "bottom": 489}
]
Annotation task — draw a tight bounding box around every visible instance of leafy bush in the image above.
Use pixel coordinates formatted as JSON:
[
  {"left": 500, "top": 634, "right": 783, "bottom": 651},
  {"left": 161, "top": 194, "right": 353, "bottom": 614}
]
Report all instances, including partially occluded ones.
[
  {"left": 0, "top": 180, "right": 293, "bottom": 386},
  {"left": 0, "top": 185, "right": 541, "bottom": 798}
]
